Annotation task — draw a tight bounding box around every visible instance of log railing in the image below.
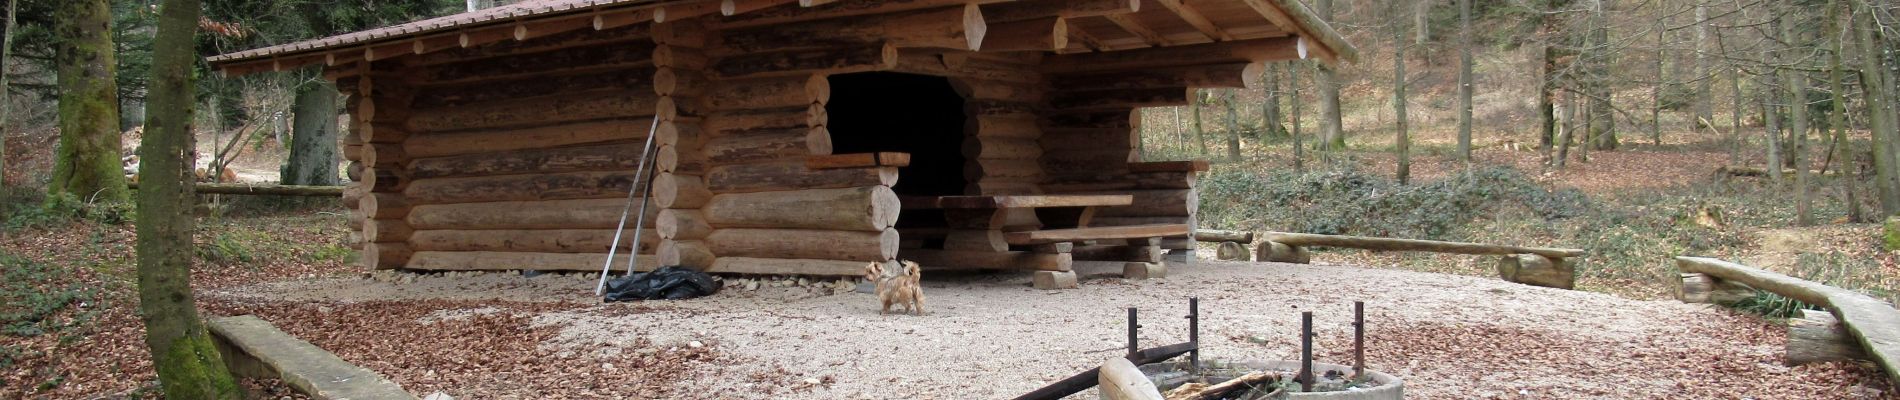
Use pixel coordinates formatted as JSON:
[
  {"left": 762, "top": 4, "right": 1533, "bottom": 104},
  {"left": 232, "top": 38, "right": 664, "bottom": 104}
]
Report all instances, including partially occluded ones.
[
  {"left": 128, "top": 182, "right": 346, "bottom": 196},
  {"left": 1675, "top": 256, "right": 1900, "bottom": 384}
]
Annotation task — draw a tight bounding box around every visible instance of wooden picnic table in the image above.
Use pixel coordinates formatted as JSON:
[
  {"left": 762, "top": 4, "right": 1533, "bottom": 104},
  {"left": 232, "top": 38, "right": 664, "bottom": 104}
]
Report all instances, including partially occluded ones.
[{"left": 896, "top": 194, "right": 1189, "bottom": 274}]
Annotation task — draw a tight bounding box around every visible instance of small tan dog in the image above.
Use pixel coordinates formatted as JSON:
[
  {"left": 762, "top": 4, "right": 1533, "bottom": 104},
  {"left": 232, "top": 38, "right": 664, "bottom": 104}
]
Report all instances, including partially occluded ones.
[{"left": 864, "top": 260, "right": 925, "bottom": 315}]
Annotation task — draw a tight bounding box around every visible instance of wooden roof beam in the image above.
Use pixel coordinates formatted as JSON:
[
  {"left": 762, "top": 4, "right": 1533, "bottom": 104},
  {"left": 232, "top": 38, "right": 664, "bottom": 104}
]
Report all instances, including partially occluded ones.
[
  {"left": 513, "top": 15, "right": 593, "bottom": 41},
  {"left": 982, "top": 0, "right": 1139, "bottom": 23},
  {"left": 1152, "top": 0, "right": 1230, "bottom": 41},
  {"left": 723, "top": 0, "right": 795, "bottom": 16},
  {"left": 982, "top": 16, "right": 1068, "bottom": 52},
  {"left": 1236, "top": 0, "right": 1337, "bottom": 62},
  {"left": 411, "top": 34, "right": 460, "bottom": 54},
  {"left": 656, "top": 0, "right": 722, "bottom": 23},
  {"left": 1063, "top": 23, "right": 1106, "bottom": 53},
  {"left": 1101, "top": 14, "right": 1167, "bottom": 46},
  {"left": 594, "top": 8, "right": 657, "bottom": 30},
  {"left": 717, "top": 4, "right": 987, "bottom": 54},
  {"left": 717, "top": 0, "right": 1009, "bottom": 29},
  {"left": 1040, "top": 36, "right": 1299, "bottom": 73}
]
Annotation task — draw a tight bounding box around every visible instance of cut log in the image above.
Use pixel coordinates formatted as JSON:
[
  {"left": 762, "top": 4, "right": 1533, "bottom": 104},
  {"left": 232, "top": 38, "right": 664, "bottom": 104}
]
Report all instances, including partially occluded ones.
[
  {"left": 706, "top": 228, "right": 899, "bottom": 261},
  {"left": 982, "top": 16, "right": 1066, "bottom": 52},
  {"left": 943, "top": 230, "right": 1008, "bottom": 252},
  {"left": 1122, "top": 262, "right": 1165, "bottom": 280},
  {"left": 702, "top": 186, "right": 900, "bottom": 231},
  {"left": 1033, "top": 270, "right": 1079, "bottom": 289},
  {"left": 1264, "top": 232, "right": 1587, "bottom": 258},
  {"left": 362, "top": 242, "right": 412, "bottom": 270},
  {"left": 1048, "top": 87, "right": 1191, "bottom": 110},
  {"left": 705, "top": 106, "right": 823, "bottom": 136},
  {"left": 1256, "top": 241, "right": 1310, "bottom": 264},
  {"left": 1042, "top": 173, "right": 1195, "bottom": 192},
  {"left": 708, "top": 257, "right": 869, "bottom": 276},
  {"left": 950, "top": 78, "right": 1046, "bottom": 104},
  {"left": 415, "top": 39, "right": 657, "bottom": 85},
  {"left": 407, "top": 229, "right": 658, "bottom": 254},
  {"left": 1675, "top": 272, "right": 1756, "bottom": 305},
  {"left": 406, "top": 198, "right": 656, "bottom": 230},
  {"left": 402, "top": 119, "right": 649, "bottom": 158},
  {"left": 706, "top": 162, "right": 898, "bottom": 193},
  {"left": 1215, "top": 241, "right": 1248, "bottom": 261},
  {"left": 1091, "top": 189, "right": 1197, "bottom": 218},
  {"left": 716, "top": 4, "right": 985, "bottom": 53},
  {"left": 407, "top": 143, "right": 640, "bottom": 180},
  {"left": 901, "top": 248, "right": 1072, "bottom": 271},
  {"left": 658, "top": 240, "right": 715, "bottom": 268},
  {"left": 1040, "top": 37, "right": 1301, "bottom": 73},
  {"left": 1676, "top": 256, "right": 1900, "bottom": 385},
  {"left": 1049, "top": 62, "right": 1260, "bottom": 91},
  {"left": 654, "top": 173, "right": 713, "bottom": 208},
  {"left": 703, "top": 126, "right": 832, "bottom": 164},
  {"left": 653, "top": 67, "right": 708, "bottom": 97},
  {"left": 1196, "top": 229, "right": 1254, "bottom": 243},
  {"left": 1003, "top": 224, "right": 1191, "bottom": 245},
  {"left": 657, "top": 121, "right": 705, "bottom": 149},
  {"left": 402, "top": 171, "right": 638, "bottom": 204},
  {"left": 411, "top": 67, "right": 657, "bottom": 109},
  {"left": 404, "top": 89, "right": 656, "bottom": 132},
  {"left": 1787, "top": 309, "right": 1871, "bottom": 366},
  {"left": 712, "top": 42, "right": 898, "bottom": 78},
  {"left": 806, "top": 152, "right": 912, "bottom": 169},
  {"left": 362, "top": 219, "right": 413, "bottom": 243},
  {"left": 126, "top": 183, "right": 345, "bottom": 196},
  {"left": 962, "top": 137, "right": 1043, "bottom": 159},
  {"left": 1098, "top": 357, "right": 1165, "bottom": 400},
  {"left": 1495, "top": 254, "right": 1575, "bottom": 290},
  {"left": 408, "top": 251, "right": 660, "bottom": 272},
  {"left": 705, "top": 74, "right": 828, "bottom": 111},
  {"left": 360, "top": 193, "right": 411, "bottom": 219},
  {"left": 657, "top": 209, "right": 714, "bottom": 240}
]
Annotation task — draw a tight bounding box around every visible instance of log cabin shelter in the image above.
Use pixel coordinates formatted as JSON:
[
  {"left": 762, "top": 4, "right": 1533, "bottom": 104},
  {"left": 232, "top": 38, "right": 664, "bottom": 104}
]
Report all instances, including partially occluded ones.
[{"left": 208, "top": 0, "right": 1356, "bottom": 285}]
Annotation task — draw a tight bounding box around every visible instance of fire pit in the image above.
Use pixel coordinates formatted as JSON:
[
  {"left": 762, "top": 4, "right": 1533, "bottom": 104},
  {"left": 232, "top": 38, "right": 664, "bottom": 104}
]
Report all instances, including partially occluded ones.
[{"left": 1133, "top": 359, "right": 1404, "bottom": 399}]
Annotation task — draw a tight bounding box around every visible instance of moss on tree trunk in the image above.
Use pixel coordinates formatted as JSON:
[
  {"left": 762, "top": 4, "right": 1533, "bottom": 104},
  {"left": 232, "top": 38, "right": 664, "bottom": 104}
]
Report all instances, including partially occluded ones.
[
  {"left": 1884, "top": 217, "right": 1900, "bottom": 252},
  {"left": 136, "top": 0, "right": 241, "bottom": 397},
  {"left": 51, "top": 0, "right": 126, "bottom": 203}
]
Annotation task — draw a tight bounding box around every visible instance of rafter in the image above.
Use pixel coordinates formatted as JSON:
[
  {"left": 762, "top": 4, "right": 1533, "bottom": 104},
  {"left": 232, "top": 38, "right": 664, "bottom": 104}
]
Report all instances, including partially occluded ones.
[
  {"left": 1065, "top": 23, "right": 1106, "bottom": 53},
  {"left": 1152, "top": 0, "right": 1230, "bottom": 41},
  {"left": 1101, "top": 14, "right": 1166, "bottom": 46},
  {"left": 1235, "top": 0, "right": 1335, "bottom": 62}
]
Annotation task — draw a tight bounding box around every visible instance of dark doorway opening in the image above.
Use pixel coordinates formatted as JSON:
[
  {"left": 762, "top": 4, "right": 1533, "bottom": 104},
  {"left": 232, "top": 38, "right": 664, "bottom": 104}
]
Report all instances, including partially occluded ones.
[{"left": 825, "top": 72, "right": 967, "bottom": 200}]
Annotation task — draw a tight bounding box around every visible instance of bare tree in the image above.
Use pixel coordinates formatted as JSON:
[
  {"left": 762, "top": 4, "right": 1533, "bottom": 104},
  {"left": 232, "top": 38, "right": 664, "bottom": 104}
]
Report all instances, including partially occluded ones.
[
  {"left": 1395, "top": 0, "right": 1413, "bottom": 184},
  {"left": 1290, "top": 62, "right": 1305, "bottom": 171},
  {"left": 1457, "top": 0, "right": 1474, "bottom": 161},
  {"left": 1315, "top": 0, "right": 1345, "bottom": 150},
  {"left": 51, "top": 0, "right": 127, "bottom": 203},
  {"left": 1856, "top": 0, "right": 1900, "bottom": 215},
  {"left": 1782, "top": 10, "right": 1812, "bottom": 225}
]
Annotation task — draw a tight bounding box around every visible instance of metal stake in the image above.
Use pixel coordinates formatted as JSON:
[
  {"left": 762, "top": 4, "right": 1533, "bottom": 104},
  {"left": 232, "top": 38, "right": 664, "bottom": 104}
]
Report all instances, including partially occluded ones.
[
  {"left": 594, "top": 117, "right": 662, "bottom": 295},
  {"left": 1127, "top": 307, "right": 1140, "bottom": 356},
  {"left": 1187, "top": 297, "right": 1200, "bottom": 373},
  {"left": 1354, "top": 301, "right": 1365, "bottom": 378},
  {"left": 1299, "top": 311, "right": 1314, "bottom": 391}
]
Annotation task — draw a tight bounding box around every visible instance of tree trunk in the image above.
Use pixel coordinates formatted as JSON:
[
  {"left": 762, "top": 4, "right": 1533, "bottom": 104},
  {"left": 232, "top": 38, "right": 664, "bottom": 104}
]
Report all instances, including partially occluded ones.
[
  {"left": 1730, "top": 63, "right": 1744, "bottom": 164},
  {"left": 282, "top": 80, "right": 341, "bottom": 186},
  {"left": 1585, "top": 0, "right": 1617, "bottom": 151},
  {"left": 1394, "top": 15, "right": 1410, "bottom": 185},
  {"left": 1414, "top": 0, "right": 1430, "bottom": 46},
  {"left": 1290, "top": 62, "right": 1304, "bottom": 171},
  {"left": 1761, "top": 69, "right": 1783, "bottom": 181},
  {"left": 1859, "top": 0, "right": 1900, "bottom": 216},
  {"left": 51, "top": 0, "right": 127, "bottom": 203},
  {"left": 1315, "top": 0, "right": 1345, "bottom": 150},
  {"left": 1828, "top": 0, "right": 1862, "bottom": 222},
  {"left": 1783, "top": 13, "right": 1812, "bottom": 226},
  {"left": 1456, "top": 0, "right": 1473, "bottom": 162},
  {"left": 1222, "top": 89, "right": 1241, "bottom": 161},
  {"left": 1540, "top": 45, "right": 1556, "bottom": 158},
  {"left": 136, "top": 0, "right": 241, "bottom": 397},
  {"left": 1692, "top": 4, "right": 1713, "bottom": 129},
  {"left": 1262, "top": 64, "right": 1284, "bottom": 138},
  {"left": 1651, "top": 11, "right": 1665, "bottom": 146},
  {"left": 0, "top": 0, "right": 14, "bottom": 186},
  {"left": 1191, "top": 90, "right": 1208, "bottom": 156},
  {"left": 1556, "top": 91, "right": 1573, "bottom": 168}
]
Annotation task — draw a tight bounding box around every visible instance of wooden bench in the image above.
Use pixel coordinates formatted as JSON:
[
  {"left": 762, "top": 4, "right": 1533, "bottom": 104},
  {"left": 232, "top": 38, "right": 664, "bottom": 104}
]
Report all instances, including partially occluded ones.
[
  {"left": 1257, "top": 231, "right": 1586, "bottom": 289},
  {"left": 898, "top": 194, "right": 1184, "bottom": 288},
  {"left": 208, "top": 315, "right": 416, "bottom": 400},
  {"left": 1675, "top": 257, "right": 1900, "bottom": 385}
]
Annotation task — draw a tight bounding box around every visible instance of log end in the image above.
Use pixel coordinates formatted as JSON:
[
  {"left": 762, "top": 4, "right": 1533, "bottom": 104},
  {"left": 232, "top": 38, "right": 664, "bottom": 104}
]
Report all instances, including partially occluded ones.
[{"left": 1497, "top": 254, "right": 1574, "bottom": 290}]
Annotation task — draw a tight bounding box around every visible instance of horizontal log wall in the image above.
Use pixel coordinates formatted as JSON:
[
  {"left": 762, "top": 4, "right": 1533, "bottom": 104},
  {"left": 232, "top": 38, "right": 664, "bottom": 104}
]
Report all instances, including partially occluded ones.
[
  {"left": 333, "top": 24, "right": 663, "bottom": 272},
  {"left": 895, "top": 50, "right": 1047, "bottom": 196}
]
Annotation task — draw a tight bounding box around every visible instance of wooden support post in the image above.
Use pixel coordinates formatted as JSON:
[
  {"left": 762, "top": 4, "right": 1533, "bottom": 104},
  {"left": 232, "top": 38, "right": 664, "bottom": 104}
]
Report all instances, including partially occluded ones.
[
  {"left": 1255, "top": 241, "right": 1310, "bottom": 264},
  {"left": 1034, "top": 270, "right": 1079, "bottom": 289},
  {"left": 1215, "top": 241, "right": 1248, "bottom": 261},
  {"left": 1676, "top": 272, "right": 1756, "bottom": 305},
  {"left": 1496, "top": 254, "right": 1575, "bottom": 290},
  {"left": 1122, "top": 262, "right": 1165, "bottom": 280},
  {"left": 1788, "top": 309, "right": 1872, "bottom": 366}
]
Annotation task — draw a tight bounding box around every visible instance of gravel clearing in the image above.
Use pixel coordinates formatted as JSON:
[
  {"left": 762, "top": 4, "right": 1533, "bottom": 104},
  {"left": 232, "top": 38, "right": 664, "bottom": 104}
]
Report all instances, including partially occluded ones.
[{"left": 205, "top": 259, "right": 1895, "bottom": 399}]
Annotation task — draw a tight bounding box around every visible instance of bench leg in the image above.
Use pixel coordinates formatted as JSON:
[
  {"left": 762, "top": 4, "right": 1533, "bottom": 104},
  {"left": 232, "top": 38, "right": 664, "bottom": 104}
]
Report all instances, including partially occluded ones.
[
  {"left": 1123, "top": 262, "right": 1166, "bottom": 280},
  {"left": 1165, "top": 249, "right": 1194, "bottom": 265},
  {"left": 1033, "top": 270, "right": 1079, "bottom": 289},
  {"left": 1255, "top": 241, "right": 1311, "bottom": 264}
]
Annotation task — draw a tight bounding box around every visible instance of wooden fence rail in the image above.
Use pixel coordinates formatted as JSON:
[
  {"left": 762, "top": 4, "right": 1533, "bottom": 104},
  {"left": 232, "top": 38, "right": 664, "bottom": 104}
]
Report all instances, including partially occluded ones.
[
  {"left": 1675, "top": 256, "right": 1900, "bottom": 384},
  {"left": 129, "top": 183, "right": 345, "bottom": 196}
]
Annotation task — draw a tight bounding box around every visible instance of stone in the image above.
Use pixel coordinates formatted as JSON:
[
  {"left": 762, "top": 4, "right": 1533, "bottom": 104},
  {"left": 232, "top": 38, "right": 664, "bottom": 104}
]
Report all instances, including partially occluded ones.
[
  {"left": 1033, "top": 271, "right": 1078, "bottom": 290},
  {"left": 423, "top": 392, "right": 455, "bottom": 400},
  {"left": 688, "top": 340, "right": 705, "bottom": 348},
  {"left": 1122, "top": 262, "right": 1166, "bottom": 280}
]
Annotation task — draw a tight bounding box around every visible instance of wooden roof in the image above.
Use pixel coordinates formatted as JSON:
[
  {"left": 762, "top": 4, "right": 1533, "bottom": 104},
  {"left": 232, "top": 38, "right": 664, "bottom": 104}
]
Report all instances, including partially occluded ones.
[{"left": 209, "top": 0, "right": 1356, "bottom": 76}]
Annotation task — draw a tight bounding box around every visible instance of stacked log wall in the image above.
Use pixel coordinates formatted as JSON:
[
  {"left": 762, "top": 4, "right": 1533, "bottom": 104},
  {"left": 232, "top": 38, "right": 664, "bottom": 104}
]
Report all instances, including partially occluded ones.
[
  {"left": 893, "top": 51, "right": 1048, "bottom": 195},
  {"left": 682, "top": 22, "right": 902, "bottom": 276},
  {"left": 1039, "top": 71, "right": 1201, "bottom": 250},
  {"left": 333, "top": 25, "right": 666, "bottom": 271}
]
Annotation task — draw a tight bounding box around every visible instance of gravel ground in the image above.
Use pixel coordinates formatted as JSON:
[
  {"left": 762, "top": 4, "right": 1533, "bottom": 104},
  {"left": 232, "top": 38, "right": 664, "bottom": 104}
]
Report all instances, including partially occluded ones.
[{"left": 206, "top": 259, "right": 1895, "bottom": 399}]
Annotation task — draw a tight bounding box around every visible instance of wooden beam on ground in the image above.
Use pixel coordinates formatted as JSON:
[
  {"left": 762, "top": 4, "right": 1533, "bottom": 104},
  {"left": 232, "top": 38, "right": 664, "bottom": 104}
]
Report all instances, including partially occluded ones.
[
  {"left": 1195, "top": 229, "right": 1253, "bottom": 243},
  {"left": 208, "top": 316, "right": 417, "bottom": 400},
  {"left": 1005, "top": 224, "right": 1192, "bottom": 245},
  {"left": 1676, "top": 256, "right": 1900, "bottom": 385},
  {"left": 128, "top": 182, "right": 345, "bottom": 196},
  {"left": 1041, "top": 37, "right": 1300, "bottom": 73},
  {"left": 1264, "top": 231, "right": 1586, "bottom": 258},
  {"left": 1152, "top": 0, "right": 1229, "bottom": 41}
]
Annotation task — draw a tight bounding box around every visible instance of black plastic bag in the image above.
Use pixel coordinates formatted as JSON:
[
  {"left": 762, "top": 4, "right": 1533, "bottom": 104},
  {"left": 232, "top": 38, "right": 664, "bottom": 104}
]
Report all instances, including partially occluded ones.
[{"left": 602, "top": 266, "right": 722, "bottom": 302}]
